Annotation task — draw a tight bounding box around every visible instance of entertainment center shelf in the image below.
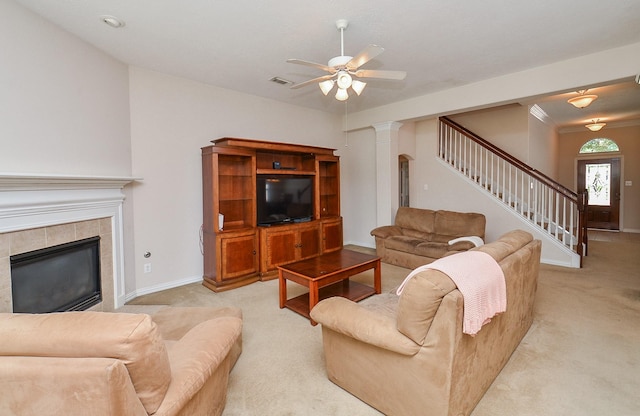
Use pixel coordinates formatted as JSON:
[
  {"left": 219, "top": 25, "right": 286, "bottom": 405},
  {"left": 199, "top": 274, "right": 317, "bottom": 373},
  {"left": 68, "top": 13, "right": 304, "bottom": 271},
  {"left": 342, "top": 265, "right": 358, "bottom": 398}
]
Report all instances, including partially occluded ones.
[
  {"left": 255, "top": 169, "right": 316, "bottom": 175},
  {"left": 201, "top": 138, "right": 342, "bottom": 292}
]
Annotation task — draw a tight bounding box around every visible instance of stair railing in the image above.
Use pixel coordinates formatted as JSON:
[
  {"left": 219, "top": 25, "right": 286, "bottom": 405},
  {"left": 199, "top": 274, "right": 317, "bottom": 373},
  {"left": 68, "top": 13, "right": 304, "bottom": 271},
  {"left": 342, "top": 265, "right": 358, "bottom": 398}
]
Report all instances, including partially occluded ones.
[{"left": 439, "top": 117, "right": 587, "bottom": 263}]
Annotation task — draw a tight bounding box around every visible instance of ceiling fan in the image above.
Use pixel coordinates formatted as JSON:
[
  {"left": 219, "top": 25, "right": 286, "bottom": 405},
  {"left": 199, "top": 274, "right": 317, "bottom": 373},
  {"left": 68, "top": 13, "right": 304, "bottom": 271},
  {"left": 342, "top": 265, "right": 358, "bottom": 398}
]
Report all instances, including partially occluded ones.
[{"left": 287, "top": 19, "right": 407, "bottom": 101}]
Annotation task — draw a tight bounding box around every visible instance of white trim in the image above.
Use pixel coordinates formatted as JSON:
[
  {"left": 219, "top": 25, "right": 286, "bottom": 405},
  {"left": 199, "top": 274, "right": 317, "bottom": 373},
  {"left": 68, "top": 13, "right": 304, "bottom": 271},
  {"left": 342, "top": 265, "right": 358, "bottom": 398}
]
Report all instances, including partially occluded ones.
[
  {"left": 0, "top": 174, "right": 137, "bottom": 309},
  {"left": 529, "top": 104, "right": 552, "bottom": 125},
  {"left": 126, "top": 275, "right": 202, "bottom": 302}
]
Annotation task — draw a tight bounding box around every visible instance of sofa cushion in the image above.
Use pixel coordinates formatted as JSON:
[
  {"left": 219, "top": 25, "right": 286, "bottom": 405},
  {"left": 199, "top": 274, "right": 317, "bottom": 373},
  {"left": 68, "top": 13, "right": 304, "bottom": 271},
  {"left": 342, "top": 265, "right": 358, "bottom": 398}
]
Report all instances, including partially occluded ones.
[
  {"left": 414, "top": 241, "right": 450, "bottom": 258},
  {"left": 433, "top": 210, "right": 486, "bottom": 240},
  {"left": 395, "top": 207, "right": 436, "bottom": 234},
  {"left": 396, "top": 269, "right": 457, "bottom": 345},
  {"left": 400, "top": 228, "right": 433, "bottom": 240},
  {"left": 385, "top": 235, "right": 425, "bottom": 253},
  {"left": 0, "top": 311, "right": 171, "bottom": 414}
]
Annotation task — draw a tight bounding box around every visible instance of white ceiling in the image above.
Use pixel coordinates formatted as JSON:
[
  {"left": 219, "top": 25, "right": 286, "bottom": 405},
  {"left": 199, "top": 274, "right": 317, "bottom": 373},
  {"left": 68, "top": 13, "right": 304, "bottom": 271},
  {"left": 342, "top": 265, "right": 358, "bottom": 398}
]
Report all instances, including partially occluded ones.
[{"left": 12, "top": 0, "right": 640, "bottom": 129}]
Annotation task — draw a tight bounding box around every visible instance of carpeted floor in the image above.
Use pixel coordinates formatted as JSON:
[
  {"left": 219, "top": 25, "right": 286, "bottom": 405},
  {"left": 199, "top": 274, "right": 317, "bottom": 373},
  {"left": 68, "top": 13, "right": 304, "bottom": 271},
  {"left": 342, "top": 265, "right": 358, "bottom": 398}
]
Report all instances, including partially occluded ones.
[{"left": 124, "top": 231, "right": 640, "bottom": 415}]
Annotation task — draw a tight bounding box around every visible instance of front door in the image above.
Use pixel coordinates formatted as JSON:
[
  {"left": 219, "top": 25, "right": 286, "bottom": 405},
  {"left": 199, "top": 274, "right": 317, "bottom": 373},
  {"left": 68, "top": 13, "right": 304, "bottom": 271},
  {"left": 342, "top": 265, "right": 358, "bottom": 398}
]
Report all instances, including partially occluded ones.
[{"left": 577, "top": 158, "right": 620, "bottom": 230}]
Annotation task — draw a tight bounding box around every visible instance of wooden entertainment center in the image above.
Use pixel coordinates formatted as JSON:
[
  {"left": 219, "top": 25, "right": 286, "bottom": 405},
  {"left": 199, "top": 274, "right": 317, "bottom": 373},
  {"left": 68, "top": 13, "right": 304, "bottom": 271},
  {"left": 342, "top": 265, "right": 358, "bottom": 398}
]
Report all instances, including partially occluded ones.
[{"left": 201, "top": 138, "right": 342, "bottom": 292}]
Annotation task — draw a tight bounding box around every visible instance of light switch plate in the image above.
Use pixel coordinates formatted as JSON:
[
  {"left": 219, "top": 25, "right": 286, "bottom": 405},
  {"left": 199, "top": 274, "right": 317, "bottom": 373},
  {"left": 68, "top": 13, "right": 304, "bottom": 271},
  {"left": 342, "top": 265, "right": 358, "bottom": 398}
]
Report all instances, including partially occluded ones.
[{"left": 625, "top": 180, "right": 632, "bottom": 186}]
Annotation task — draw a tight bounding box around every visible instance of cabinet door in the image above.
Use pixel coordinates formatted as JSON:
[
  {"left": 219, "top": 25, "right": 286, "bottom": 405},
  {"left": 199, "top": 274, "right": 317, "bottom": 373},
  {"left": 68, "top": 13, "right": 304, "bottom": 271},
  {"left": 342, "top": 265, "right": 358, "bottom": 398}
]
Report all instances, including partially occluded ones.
[
  {"left": 262, "top": 228, "right": 297, "bottom": 271},
  {"left": 221, "top": 233, "right": 258, "bottom": 280},
  {"left": 322, "top": 218, "right": 343, "bottom": 253},
  {"left": 299, "top": 225, "right": 321, "bottom": 260}
]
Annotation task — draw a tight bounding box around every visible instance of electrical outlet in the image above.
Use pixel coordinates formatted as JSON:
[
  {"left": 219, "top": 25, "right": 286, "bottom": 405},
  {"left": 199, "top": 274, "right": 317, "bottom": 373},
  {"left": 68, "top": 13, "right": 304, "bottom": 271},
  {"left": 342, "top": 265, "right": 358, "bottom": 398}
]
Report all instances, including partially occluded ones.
[{"left": 144, "top": 263, "right": 151, "bottom": 273}]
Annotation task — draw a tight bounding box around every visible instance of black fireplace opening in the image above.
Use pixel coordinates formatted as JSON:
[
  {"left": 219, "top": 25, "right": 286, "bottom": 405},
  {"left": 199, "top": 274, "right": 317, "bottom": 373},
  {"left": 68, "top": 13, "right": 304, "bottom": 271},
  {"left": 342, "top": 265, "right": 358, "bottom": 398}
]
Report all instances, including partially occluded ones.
[{"left": 10, "top": 236, "right": 102, "bottom": 313}]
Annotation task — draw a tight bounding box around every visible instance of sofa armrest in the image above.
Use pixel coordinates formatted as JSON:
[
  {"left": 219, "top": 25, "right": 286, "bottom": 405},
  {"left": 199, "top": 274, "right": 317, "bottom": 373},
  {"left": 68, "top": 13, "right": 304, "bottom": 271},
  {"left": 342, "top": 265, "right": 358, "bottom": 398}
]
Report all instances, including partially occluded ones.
[
  {"left": 310, "top": 297, "right": 420, "bottom": 356},
  {"left": 154, "top": 316, "right": 242, "bottom": 416},
  {"left": 0, "top": 356, "right": 146, "bottom": 416},
  {"left": 370, "top": 225, "right": 403, "bottom": 239}
]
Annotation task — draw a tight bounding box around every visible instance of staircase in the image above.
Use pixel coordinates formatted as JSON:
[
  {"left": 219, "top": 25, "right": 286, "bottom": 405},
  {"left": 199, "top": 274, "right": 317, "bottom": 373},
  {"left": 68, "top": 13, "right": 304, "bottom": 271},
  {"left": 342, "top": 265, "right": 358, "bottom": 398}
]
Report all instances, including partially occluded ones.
[{"left": 439, "top": 117, "right": 587, "bottom": 266}]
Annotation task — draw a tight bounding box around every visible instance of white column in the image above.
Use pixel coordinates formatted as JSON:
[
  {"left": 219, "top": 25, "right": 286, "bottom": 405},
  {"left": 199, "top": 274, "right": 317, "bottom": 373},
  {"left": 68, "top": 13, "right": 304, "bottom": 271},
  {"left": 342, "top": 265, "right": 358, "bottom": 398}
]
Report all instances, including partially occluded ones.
[{"left": 373, "top": 121, "right": 403, "bottom": 226}]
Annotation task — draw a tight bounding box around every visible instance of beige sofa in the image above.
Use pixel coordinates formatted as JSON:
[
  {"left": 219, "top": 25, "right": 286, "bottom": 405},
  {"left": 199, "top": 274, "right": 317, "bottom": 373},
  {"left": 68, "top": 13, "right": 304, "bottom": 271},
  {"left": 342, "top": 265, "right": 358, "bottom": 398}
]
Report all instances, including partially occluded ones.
[
  {"left": 370, "top": 207, "right": 486, "bottom": 269},
  {"left": 0, "top": 306, "right": 242, "bottom": 416},
  {"left": 311, "top": 230, "right": 541, "bottom": 416}
]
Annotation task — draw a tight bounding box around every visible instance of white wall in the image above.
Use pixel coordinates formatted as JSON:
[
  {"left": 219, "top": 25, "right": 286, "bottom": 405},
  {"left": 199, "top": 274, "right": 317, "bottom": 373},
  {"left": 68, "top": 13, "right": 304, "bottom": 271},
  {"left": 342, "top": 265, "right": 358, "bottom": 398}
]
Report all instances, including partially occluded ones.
[
  {"left": 449, "top": 105, "right": 531, "bottom": 162},
  {"left": 127, "top": 67, "right": 342, "bottom": 296},
  {"left": 449, "top": 104, "right": 560, "bottom": 180},
  {"left": 528, "top": 112, "right": 559, "bottom": 180},
  {"left": 0, "top": 0, "right": 131, "bottom": 177},
  {"left": 340, "top": 128, "right": 379, "bottom": 247}
]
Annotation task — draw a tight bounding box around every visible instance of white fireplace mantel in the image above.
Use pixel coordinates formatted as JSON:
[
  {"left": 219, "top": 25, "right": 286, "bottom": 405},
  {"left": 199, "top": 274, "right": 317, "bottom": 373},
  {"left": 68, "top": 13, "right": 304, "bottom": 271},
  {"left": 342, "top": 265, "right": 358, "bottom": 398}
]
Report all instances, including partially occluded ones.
[
  {"left": 0, "top": 173, "right": 138, "bottom": 191},
  {"left": 0, "top": 173, "right": 140, "bottom": 309}
]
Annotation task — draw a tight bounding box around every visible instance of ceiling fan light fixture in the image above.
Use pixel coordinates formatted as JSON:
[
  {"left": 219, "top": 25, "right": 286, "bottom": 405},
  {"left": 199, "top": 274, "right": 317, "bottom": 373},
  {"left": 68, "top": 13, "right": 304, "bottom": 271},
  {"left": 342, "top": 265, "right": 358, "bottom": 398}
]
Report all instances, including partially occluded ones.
[
  {"left": 287, "top": 18, "right": 405, "bottom": 102},
  {"left": 335, "top": 88, "right": 349, "bottom": 101},
  {"left": 568, "top": 90, "right": 598, "bottom": 109},
  {"left": 351, "top": 79, "right": 366, "bottom": 95},
  {"left": 336, "top": 72, "right": 352, "bottom": 89},
  {"left": 585, "top": 119, "right": 606, "bottom": 131},
  {"left": 319, "top": 80, "right": 334, "bottom": 95}
]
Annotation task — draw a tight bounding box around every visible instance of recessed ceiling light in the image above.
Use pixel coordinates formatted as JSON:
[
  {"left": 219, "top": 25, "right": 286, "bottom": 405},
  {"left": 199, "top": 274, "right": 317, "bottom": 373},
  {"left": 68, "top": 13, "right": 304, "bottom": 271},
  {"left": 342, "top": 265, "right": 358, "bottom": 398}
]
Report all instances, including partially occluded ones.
[{"left": 100, "top": 15, "right": 125, "bottom": 29}]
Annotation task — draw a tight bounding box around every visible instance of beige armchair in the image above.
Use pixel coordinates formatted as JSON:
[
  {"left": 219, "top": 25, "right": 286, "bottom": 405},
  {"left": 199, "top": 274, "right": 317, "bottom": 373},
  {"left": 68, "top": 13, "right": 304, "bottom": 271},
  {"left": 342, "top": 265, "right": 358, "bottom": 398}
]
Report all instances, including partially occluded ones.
[
  {"left": 0, "top": 306, "right": 242, "bottom": 416},
  {"left": 311, "top": 230, "right": 541, "bottom": 416}
]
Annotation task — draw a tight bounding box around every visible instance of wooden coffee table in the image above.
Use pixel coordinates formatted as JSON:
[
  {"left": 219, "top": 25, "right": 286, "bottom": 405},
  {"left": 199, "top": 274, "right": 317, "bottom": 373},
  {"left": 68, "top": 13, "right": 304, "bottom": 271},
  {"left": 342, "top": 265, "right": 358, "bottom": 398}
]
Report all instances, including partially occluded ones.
[{"left": 278, "top": 249, "right": 381, "bottom": 325}]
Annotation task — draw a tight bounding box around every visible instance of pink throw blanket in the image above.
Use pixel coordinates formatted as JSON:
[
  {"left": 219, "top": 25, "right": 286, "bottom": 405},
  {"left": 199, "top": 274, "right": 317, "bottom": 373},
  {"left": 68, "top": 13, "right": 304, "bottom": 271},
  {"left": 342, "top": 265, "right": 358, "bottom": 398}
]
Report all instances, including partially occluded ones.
[{"left": 396, "top": 251, "right": 506, "bottom": 336}]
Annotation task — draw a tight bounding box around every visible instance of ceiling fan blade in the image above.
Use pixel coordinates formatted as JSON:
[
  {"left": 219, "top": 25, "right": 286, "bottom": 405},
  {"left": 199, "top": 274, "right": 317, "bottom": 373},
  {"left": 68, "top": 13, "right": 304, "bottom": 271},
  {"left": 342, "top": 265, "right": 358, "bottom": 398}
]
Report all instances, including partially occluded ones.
[
  {"left": 354, "top": 69, "right": 407, "bottom": 80},
  {"left": 346, "top": 45, "right": 385, "bottom": 71},
  {"left": 290, "top": 74, "right": 335, "bottom": 90},
  {"left": 286, "top": 59, "right": 336, "bottom": 74}
]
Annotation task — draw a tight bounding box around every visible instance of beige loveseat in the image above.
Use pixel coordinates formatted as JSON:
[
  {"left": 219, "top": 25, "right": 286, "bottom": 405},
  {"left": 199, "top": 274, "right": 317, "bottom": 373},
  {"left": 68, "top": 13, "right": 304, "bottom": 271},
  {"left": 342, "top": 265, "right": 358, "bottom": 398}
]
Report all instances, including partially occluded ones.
[
  {"left": 311, "top": 230, "right": 541, "bottom": 416},
  {"left": 0, "top": 306, "right": 242, "bottom": 416},
  {"left": 371, "top": 207, "right": 486, "bottom": 269}
]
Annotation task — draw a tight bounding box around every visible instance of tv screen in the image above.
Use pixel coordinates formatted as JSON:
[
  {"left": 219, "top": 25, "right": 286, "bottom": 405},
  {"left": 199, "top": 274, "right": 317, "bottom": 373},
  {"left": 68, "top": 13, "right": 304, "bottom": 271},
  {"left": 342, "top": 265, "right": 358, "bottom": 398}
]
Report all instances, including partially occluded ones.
[{"left": 257, "top": 175, "right": 314, "bottom": 225}]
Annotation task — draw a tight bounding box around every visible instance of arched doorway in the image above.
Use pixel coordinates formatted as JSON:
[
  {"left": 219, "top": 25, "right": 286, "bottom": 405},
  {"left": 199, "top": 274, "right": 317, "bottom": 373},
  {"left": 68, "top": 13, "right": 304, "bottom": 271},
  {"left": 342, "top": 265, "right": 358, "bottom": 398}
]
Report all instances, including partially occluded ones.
[{"left": 399, "top": 155, "right": 410, "bottom": 207}]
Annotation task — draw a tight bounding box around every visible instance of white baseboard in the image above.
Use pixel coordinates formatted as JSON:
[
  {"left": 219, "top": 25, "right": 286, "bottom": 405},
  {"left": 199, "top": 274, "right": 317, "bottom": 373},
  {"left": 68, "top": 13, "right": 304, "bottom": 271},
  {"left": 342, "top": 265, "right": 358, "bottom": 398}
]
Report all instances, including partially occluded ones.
[
  {"left": 344, "top": 240, "right": 375, "bottom": 249},
  {"left": 125, "top": 275, "right": 202, "bottom": 303}
]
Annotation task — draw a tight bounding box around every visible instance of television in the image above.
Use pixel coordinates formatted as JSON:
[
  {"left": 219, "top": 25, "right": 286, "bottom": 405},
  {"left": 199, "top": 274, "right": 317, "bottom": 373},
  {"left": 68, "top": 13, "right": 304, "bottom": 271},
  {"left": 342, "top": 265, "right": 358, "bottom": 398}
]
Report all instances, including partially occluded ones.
[{"left": 257, "top": 175, "right": 314, "bottom": 226}]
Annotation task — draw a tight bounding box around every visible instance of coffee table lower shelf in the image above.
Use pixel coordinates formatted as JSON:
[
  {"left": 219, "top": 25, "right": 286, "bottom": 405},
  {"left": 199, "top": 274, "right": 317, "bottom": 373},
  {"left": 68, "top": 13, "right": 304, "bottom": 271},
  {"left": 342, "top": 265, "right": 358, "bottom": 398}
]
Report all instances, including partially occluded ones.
[{"left": 283, "top": 280, "right": 376, "bottom": 320}]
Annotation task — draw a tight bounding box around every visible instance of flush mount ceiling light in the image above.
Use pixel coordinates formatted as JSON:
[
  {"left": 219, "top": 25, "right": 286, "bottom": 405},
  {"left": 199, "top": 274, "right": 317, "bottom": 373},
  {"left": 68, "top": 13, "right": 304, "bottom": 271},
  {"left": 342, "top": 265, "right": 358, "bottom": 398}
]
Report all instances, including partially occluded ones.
[
  {"left": 585, "top": 119, "right": 606, "bottom": 132},
  {"left": 100, "top": 15, "right": 125, "bottom": 29},
  {"left": 567, "top": 90, "right": 598, "bottom": 109}
]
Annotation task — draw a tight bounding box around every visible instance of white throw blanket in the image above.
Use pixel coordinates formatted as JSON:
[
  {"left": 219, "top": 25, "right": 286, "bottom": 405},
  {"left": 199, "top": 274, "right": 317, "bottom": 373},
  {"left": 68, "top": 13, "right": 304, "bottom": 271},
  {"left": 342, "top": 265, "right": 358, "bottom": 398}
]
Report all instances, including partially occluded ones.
[
  {"left": 396, "top": 251, "right": 506, "bottom": 336},
  {"left": 448, "top": 235, "right": 484, "bottom": 247}
]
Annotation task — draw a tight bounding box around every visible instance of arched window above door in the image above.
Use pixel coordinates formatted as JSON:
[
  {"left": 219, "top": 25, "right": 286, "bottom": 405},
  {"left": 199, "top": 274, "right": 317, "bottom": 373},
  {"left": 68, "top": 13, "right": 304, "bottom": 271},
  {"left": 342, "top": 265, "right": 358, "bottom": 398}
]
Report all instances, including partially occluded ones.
[{"left": 579, "top": 138, "right": 620, "bottom": 154}]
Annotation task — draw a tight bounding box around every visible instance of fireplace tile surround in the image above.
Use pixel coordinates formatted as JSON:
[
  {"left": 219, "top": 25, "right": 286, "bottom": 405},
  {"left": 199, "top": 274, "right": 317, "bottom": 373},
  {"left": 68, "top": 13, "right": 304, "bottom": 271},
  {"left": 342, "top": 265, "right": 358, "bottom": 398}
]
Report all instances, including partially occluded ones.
[
  {"left": 0, "top": 218, "right": 113, "bottom": 313},
  {"left": 0, "top": 174, "right": 137, "bottom": 312}
]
